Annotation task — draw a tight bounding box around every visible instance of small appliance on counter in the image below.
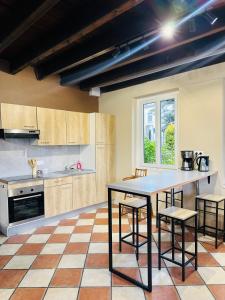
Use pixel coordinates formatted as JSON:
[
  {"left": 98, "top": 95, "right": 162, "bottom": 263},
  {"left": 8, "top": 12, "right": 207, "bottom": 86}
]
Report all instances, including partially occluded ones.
[
  {"left": 181, "top": 150, "right": 194, "bottom": 171},
  {"left": 196, "top": 155, "right": 209, "bottom": 172}
]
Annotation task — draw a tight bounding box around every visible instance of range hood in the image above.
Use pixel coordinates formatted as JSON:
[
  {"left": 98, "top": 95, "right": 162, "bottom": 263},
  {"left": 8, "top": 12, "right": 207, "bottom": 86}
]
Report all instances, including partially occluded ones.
[{"left": 0, "top": 129, "right": 40, "bottom": 139}]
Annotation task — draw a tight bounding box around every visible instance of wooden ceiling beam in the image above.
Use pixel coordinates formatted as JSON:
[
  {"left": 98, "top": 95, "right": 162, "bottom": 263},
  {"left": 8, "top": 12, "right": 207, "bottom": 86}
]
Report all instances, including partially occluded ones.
[
  {"left": 60, "top": 22, "right": 225, "bottom": 87},
  {"left": 77, "top": 31, "right": 225, "bottom": 90},
  {"left": 11, "top": 0, "right": 144, "bottom": 74},
  {"left": 0, "top": 0, "right": 61, "bottom": 54}
]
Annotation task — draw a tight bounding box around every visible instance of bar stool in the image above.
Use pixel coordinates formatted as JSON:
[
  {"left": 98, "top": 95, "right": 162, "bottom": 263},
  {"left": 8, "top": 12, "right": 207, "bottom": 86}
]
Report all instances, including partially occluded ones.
[
  {"left": 156, "top": 189, "right": 184, "bottom": 227},
  {"left": 119, "top": 199, "right": 148, "bottom": 260},
  {"left": 158, "top": 206, "right": 198, "bottom": 281},
  {"left": 195, "top": 194, "right": 225, "bottom": 248}
]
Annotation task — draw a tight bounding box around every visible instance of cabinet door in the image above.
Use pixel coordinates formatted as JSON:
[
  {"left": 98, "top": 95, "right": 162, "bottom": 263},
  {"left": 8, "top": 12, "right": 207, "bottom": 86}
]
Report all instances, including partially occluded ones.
[
  {"left": 80, "top": 113, "right": 90, "bottom": 144},
  {"left": 66, "top": 111, "right": 80, "bottom": 145},
  {"left": 1, "top": 103, "right": 37, "bottom": 130},
  {"left": 37, "top": 107, "right": 54, "bottom": 145},
  {"left": 54, "top": 109, "right": 66, "bottom": 145},
  {"left": 106, "top": 144, "right": 116, "bottom": 184},
  {"left": 106, "top": 115, "right": 115, "bottom": 145},
  {"left": 96, "top": 144, "right": 107, "bottom": 203},
  {"left": 45, "top": 184, "right": 72, "bottom": 217},
  {"left": 95, "top": 113, "right": 106, "bottom": 144},
  {"left": 72, "top": 174, "right": 97, "bottom": 209}
]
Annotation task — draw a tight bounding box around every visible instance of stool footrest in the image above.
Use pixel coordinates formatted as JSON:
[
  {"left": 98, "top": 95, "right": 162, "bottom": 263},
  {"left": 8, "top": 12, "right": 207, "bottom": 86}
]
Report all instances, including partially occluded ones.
[{"left": 121, "top": 232, "right": 148, "bottom": 248}]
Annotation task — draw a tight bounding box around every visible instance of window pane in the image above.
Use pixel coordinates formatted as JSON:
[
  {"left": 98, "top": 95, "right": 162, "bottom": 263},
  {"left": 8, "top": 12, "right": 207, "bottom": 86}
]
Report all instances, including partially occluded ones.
[
  {"left": 143, "top": 102, "right": 156, "bottom": 163},
  {"left": 160, "top": 99, "right": 175, "bottom": 165}
]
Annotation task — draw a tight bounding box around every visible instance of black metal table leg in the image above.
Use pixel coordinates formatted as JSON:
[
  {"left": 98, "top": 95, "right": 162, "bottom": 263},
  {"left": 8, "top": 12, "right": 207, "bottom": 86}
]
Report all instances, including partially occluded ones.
[
  {"left": 146, "top": 195, "right": 152, "bottom": 291},
  {"left": 195, "top": 214, "right": 198, "bottom": 270},
  {"left": 108, "top": 188, "right": 113, "bottom": 272},
  {"left": 158, "top": 214, "right": 161, "bottom": 270},
  {"left": 203, "top": 200, "right": 206, "bottom": 236},
  {"left": 215, "top": 202, "right": 218, "bottom": 249},
  {"left": 136, "top": 208, "right": 139, "bottom": 261},
  {"left": 119, "top": 203, "right": 122, "bottom": 252},
  {"left": 224, "top": 200, "right": 225, "bottom": 242},
  {"left": 171, "top": 218, "right": 175, "bottom": 260},
  {"left": 156, "top": 193, "right": 159, "bottom": 228},
  {"left": 182, "top": 220, "right": 185, "bottom": 281}
]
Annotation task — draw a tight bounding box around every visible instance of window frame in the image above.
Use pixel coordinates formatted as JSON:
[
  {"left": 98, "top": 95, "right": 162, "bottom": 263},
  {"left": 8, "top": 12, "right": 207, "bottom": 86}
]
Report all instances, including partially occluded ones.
[{"left": 137, "top": 91, "right": 178, "bottom": 169}]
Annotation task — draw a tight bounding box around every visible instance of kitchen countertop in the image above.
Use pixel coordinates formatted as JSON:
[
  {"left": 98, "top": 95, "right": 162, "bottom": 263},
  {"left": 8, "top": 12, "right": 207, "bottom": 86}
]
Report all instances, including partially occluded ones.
[{"left": 0, "top": 169, "right": 96, "bottom": 184}]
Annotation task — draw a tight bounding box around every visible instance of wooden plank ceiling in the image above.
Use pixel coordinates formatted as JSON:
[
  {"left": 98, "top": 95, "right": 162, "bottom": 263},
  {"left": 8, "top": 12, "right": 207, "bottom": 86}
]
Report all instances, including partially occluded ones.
[{"left": 1, "top": 0, "right": 225, "bottom": 93}]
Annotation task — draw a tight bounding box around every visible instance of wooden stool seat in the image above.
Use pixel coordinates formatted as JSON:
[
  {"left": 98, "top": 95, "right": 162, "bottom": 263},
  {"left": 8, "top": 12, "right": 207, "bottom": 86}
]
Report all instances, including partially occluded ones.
[
  {"left": 119, "top": 199, "right": 146, "bottom": 209},
  {"left": 160, "top": 206, "right": 197, "bottom": 221},
  {"left": 197, "top": 194, "right": 225, "bottom": 203}
]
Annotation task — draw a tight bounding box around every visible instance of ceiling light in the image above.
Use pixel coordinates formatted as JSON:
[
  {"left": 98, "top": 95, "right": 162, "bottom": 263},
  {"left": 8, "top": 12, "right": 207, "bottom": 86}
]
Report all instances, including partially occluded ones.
[
  {"left": 161, "top": 21, "right": 176, "bottom": 39},
  {"left": 204, "top": 12, "right": 218, "bottom": 25}
]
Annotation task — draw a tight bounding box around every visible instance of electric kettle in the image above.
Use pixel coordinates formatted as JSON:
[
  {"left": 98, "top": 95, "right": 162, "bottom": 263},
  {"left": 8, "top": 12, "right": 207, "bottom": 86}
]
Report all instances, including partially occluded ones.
[{"left": 196, "top": 155, "right": 209, "bottom": 172}]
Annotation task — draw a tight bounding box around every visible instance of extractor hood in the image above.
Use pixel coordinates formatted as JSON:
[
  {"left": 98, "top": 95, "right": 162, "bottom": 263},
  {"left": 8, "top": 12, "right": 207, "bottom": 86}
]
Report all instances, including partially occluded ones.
[{"left": 0, "top": 129, "right": 40, "bottom": 139}]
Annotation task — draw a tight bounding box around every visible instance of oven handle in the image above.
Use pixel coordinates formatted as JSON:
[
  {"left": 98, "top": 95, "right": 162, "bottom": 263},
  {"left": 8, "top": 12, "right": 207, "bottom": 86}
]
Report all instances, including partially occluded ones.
[{"left": 12, "top": 194, "right": 43, "bottom": 201}]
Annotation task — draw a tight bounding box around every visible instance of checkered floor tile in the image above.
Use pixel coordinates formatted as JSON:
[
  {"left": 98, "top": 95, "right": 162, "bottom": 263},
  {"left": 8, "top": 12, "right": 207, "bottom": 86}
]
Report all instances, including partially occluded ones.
[{"left": 0, "top": 204, "right": 224, "bottom": 299}]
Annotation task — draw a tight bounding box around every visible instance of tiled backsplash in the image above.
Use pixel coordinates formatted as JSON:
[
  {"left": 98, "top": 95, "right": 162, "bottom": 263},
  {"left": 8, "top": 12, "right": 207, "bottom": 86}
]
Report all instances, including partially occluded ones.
[{"left": 0, "top": 139, "right": 91, "bottom": 177}]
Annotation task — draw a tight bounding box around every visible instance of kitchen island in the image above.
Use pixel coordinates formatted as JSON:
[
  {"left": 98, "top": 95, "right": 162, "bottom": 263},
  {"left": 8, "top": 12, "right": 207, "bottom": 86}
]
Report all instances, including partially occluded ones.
[{"left": 107, "top": 169, "right": 217, "bottom": 292}]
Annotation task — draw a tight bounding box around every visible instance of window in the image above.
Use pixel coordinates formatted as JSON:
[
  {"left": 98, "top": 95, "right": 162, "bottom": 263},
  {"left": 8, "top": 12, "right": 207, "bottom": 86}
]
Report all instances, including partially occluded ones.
[{"left": 139, "top": 92, "right": 177, "bottom": 168}]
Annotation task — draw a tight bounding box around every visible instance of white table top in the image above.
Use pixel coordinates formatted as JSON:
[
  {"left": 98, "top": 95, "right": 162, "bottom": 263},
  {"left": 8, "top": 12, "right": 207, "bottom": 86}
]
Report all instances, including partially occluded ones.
[{"left": 107, "top": 170, "right": 217, "bottom": 196}]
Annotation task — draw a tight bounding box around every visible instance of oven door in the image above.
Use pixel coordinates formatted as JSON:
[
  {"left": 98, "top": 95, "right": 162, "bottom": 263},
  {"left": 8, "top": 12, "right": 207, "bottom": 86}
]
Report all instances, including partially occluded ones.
[{"left": 8, "top": 192, "right": 44, "bottom": 223}]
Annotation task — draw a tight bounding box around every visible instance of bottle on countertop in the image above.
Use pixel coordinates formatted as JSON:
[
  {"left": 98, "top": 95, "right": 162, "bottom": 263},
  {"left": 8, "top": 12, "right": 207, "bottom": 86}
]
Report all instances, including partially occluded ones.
[{"left": 76, "top": 160, "right": 83, "bottom": 170}]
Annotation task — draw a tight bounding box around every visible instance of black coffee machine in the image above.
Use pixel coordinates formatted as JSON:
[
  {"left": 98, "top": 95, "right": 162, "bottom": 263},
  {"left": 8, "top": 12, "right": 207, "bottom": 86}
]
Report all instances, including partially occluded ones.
[{"left": 181, "top": 151, "right": 194, "bottom": 171}]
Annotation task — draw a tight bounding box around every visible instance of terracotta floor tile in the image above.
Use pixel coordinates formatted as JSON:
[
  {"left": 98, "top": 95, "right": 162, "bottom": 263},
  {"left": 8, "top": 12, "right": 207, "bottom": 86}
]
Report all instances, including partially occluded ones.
[
  {"left": 31, "top": 254, "right": 61, "bottom": 269},
  {"left": 138, "top": 253, "right": 166, "bottom": 268},
  {"left": 5, "top": 235, "right": 30, "bottom": 244},
  {"left": 48, "top": 234, "right": 71, "bottom": 243},
  {"left": 50, "top": 268, "right": 82, "bottom": 287},
  {"left": 91, "top": 233, "right": 108, "bottom": 242},
  {"left": 34, "top": 226, "right": 56, "bottom": 234},
  {"left": 97, "top": 208, "right": 109, "bottom": 213},
  {"left": 208, "top": 284, "right": 225, "bottom": 300},
  {"left": 168, "top": 267, "right": 204, "bottom": 285},
  {"left": 16, "top": 243, "right": 45, "bottom": 255},
  {"left": 197, "top": 253, "right": 220, "bottom": 267},
  {"left": 10, "top": 287, "right": 46, "bottom": 300},
  {"left": 64, "top": 242, "right": 89, "bottom": 254},
  {"left": 145, "top": 286, "right": 180, "bottom": 300},
  {"left": 95, "top": 218, "right": 109, "bottom": 225},
  {"left": 73, "top": 225, "right": 93, "bottom": 233},
  {"left": 0, "top": 255, "right": 13, "bottom": 269},
  {"left": 78, "top": 287, "right": 110, "bottom": 300},
  {"left": 112, "top": 268, "right": 141, "bottom": 286},
  {"left": 59, "top": 219, "right": 77, "bottom": 226},
  {"left": 112, "top": 225, "right": 130, "bottom": 233},
  {"left": 112, "top": 242, "right": 135, "bottom": 254},
  {"left": 79, "top": 213, "right": 96, "bottom": 219},
  {"left": 0, "top": 270, "right": 26, "bottom": 288},
  {"left": 201, "top": 242, "right": 225, "bottom": 253},
  {"left": 85, "top": 254, "right": 109, "bottom": 268}
]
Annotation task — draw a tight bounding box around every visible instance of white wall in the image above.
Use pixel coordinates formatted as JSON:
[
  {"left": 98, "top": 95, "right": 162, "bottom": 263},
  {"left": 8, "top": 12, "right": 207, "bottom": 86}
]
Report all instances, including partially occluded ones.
[{"left": 99, "top": 63, "right": 225, "bottom": 196}]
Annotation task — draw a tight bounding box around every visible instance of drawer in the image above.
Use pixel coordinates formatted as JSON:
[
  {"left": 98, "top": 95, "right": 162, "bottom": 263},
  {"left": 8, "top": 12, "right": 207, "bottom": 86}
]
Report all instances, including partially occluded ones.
[
  {"left": 9, "top": 180, "right": 44, "bottom": 189},
  {"left": 44, "top": 176, "right": 72, "bottom": 187}
]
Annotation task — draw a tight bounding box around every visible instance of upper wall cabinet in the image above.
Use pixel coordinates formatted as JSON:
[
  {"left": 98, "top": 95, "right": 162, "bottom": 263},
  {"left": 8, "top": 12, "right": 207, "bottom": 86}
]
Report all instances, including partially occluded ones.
[
  {"left": 0, "top": 103, "right": 37, "bottom": 130},
  {"left": 95, "top": 113, "right": 115, "bottom": 145},
  {"left": 37, "top": 107, "right": 66, "bottom": 145},
  {"left": 66, "top": 111, "right": 89, "bottom": 145}
]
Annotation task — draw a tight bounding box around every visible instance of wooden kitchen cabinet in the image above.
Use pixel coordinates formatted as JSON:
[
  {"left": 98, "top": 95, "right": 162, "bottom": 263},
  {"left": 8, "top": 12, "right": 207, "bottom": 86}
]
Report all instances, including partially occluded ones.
[
  {"left": 66, "top": 111, "right": 89, "bottom": 145},
  {"left": 44, "top": 183, "right": 73, "bottom": 217},
  {"left": 72, "top": 173, "right": 96, "bottom": 209},
  {"left": 95, "top": 113, "right": 115, "bottom": 145},
  {"left": 37, "top": 107, "right": 66, "bottom": 145},
  {"left": 0, "top": 103, "right": 37, "bottom": 130}
]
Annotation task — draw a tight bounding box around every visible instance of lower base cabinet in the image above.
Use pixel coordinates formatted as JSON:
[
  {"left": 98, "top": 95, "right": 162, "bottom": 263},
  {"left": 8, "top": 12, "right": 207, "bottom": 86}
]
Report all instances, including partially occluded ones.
[
  {"left": 45, "top": 183, "right": 73, "bottom": 217},
  {"left": 73, "top": 173, "right": 97, "bottom": 209}
]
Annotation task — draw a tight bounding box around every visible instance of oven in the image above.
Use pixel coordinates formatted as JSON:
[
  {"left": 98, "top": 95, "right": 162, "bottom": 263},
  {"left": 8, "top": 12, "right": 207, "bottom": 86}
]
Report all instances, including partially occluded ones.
[{"left": 8, "top": 184, "right": 44, "bottom": 224}]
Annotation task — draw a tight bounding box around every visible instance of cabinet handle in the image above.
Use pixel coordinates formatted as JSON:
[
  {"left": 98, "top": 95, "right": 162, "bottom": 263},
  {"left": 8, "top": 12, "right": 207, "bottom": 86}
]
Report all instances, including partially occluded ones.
[{"left": 24, "top": 125, "right": 35, "bottom": 128}]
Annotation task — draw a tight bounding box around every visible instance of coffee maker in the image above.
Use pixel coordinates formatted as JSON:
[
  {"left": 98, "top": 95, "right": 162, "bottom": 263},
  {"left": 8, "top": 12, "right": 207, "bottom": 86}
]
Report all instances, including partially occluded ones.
[
  {"left": 196, "top": 155, "right": 209, "bottom": 172},
  {"left": 181, "top": 151, "right": 194, "bottom": 171}
]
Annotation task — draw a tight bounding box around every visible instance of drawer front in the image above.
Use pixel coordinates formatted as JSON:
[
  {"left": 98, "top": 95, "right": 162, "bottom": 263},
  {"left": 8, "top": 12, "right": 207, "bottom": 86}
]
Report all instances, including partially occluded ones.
[
  {"left": 44, "top": 176, "right": 72, "bottom": 187},
  {"left": 9, "top": 180, "right": 44, "bottom": 190}
]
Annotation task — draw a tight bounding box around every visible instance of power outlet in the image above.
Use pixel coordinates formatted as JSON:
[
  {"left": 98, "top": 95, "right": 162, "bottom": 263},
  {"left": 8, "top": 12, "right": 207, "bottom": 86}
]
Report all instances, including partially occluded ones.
[{"left": 194, "top": 150, "right": 203, "bottom": 157}]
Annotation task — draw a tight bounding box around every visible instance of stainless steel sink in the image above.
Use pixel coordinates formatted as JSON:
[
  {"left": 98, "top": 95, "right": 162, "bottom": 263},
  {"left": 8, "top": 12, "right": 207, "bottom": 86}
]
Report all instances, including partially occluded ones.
[{"left": 55, "top": 169, "right": 80, "bottom": 175}]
